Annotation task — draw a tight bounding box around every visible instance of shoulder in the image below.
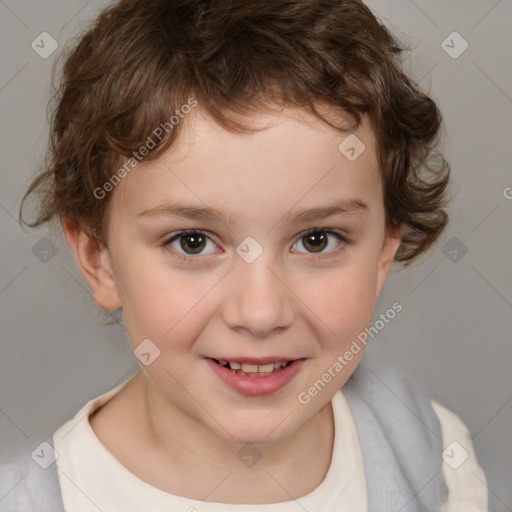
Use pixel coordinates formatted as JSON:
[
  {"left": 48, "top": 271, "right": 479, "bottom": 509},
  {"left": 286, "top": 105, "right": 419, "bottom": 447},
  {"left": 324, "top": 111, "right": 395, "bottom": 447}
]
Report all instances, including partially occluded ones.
[
  {"left": 0, "top": 458, "right": 32, "bottom": 511},
  {"left": 432, "top": 401, "right": 489, "bottom": 512},
  {"left": 0, "top": 454, "right": 64, "bottom": 512}
]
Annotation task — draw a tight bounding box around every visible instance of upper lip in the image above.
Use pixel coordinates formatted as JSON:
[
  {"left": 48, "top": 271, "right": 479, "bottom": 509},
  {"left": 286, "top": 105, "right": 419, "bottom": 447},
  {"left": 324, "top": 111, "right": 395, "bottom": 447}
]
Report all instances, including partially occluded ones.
[{"left": 209, "top": 357, "right": 300, "bottom": 365}]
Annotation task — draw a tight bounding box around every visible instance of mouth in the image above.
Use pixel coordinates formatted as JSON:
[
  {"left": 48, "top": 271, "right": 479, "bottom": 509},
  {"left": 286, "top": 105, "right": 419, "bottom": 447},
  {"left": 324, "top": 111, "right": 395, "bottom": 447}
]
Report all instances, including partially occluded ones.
[
  {"left": 206, "top": 357, "right": 304, "bottom": 396},
  {"left": 211, "top": 358, "right": 293, "bottom": 377}
]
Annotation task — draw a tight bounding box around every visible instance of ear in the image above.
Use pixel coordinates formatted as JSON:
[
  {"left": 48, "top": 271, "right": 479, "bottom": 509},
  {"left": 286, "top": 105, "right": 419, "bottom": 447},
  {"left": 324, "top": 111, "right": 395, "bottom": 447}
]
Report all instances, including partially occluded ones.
[
  {"left": 61, "top": 217, "right": 122, "bottom": 310},
  {"left": 374, "top": 223, "right": 405, "bottom": 300}
]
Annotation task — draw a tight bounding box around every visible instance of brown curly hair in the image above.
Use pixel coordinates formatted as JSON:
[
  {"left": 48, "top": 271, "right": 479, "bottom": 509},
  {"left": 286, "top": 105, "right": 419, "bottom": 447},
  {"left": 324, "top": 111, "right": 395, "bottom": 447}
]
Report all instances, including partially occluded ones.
[{"left": 20, "top": 0, "right": 450, "bottom": 265}]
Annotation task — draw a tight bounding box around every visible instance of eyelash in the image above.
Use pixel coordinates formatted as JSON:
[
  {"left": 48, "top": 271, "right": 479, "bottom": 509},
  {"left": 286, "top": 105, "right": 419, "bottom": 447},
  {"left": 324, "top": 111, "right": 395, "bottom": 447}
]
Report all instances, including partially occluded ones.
[{"left": 164, "top": 228, "right": 350, "bottom": 264}]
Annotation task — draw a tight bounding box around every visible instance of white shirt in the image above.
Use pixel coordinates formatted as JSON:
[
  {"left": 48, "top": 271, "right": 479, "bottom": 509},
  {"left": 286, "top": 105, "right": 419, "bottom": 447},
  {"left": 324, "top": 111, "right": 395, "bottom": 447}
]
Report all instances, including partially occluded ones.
[{"left": 52, "top": 373, "right": 488, "bottom": 512}]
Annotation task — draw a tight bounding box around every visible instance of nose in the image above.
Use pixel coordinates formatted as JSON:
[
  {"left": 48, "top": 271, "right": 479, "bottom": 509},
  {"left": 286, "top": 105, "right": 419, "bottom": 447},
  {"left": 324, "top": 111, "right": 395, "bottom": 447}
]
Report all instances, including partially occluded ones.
[{"left": 221, "top": 258, "right": 295, "bottom": 338}]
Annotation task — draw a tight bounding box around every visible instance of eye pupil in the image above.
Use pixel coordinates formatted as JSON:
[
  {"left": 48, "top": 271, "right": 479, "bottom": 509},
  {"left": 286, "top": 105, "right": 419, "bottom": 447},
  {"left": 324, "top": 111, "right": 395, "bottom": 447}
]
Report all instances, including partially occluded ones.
[
  {"left": 304, "top": 231, "right": 327, "bottom": 252},
  {"left": 180, "top": 233, "right": 205, "bottom": 254}
]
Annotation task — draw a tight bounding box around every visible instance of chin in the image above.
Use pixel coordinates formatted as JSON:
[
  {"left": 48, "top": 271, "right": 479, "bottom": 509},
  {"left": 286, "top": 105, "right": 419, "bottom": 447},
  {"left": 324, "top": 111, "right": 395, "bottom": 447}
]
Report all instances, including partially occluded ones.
[
  {"left": 210, "top": 413, "right": 299, "bottom": 448},
  {"left": 230, "top": 429, "right": 291, "bottom": 448}
]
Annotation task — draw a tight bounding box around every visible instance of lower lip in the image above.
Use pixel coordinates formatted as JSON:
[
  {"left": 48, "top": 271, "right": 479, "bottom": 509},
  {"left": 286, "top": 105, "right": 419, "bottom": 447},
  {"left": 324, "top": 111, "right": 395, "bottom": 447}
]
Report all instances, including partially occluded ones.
[{"left": 206, "top": 358, "right": 304, "bottom": 396}]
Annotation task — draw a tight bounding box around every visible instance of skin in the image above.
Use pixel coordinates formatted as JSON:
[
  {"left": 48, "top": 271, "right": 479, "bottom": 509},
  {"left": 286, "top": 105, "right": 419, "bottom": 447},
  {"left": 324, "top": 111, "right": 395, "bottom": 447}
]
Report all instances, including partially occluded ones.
[{"left": 62, "top": 105, "right": 404, "bottom": 504}]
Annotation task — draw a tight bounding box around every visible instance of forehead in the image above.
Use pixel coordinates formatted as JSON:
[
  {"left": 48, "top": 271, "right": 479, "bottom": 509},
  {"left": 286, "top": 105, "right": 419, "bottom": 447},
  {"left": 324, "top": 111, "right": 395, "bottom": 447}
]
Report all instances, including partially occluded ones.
[
  {"left": 162, "top": 105, "right": 377, "bottom": 166},
  {"left": 113, "top": 105, "right": 382, "bottom": 225}
]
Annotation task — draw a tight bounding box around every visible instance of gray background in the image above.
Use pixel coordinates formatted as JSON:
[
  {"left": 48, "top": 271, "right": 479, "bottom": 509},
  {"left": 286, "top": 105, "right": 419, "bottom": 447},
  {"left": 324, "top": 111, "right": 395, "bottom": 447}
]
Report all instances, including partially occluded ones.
[{"left": 0, "top": 0, "right": 511, "bottom": 510}]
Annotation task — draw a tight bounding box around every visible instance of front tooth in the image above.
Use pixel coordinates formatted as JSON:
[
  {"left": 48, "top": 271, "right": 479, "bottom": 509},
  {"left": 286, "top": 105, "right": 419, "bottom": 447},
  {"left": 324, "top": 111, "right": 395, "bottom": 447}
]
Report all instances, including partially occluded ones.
[
  {"left": 258, "top": 363, "right": 275, "bottom": 372},
  {"left": 230, "top": 361, "right": 241, "bottom": 370},
  {"left": 241, "top": 363, "right": 258, "bottom": 373}
]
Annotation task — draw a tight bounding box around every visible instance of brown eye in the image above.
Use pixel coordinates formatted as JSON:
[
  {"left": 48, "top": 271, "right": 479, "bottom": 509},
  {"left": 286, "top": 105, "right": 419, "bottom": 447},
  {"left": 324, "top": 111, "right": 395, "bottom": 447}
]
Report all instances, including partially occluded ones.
[
  {"left": 166, "top": 230, "right": 218, "bottom": 258},
  {"left": 292, "top": 229, "right": 345, "bottom": 255},
  {"left": 302, "top": 231, "right": 328, "bottom": 253},
  {"left": 180, "top": 232, "right": 206, "bottom": 254}
]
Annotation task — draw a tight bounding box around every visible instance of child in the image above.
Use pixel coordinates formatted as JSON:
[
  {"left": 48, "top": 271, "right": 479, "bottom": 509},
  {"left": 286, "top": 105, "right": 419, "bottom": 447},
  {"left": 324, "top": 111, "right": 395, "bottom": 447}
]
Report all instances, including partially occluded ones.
[{"left": 1, "top": 0, "right": 488, "bottom": 510}]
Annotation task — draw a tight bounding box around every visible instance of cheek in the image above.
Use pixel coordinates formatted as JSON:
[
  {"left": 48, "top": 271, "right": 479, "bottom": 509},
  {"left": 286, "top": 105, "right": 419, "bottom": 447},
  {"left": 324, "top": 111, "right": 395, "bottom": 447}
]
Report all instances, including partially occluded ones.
[
  {"left": 299, "top": 260, "right": 378, "bottom": 340},
  {"left": 294, "top": 266, "right": 379, "bottom": 394},
  {"left": 114, "top": 256, "right": 219, "bottom": 351}
]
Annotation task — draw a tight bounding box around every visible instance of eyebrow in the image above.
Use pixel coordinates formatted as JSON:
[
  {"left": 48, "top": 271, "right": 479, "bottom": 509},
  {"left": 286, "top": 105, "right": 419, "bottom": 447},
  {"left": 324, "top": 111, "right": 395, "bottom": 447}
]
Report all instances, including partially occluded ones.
[{"left": 137, "top": 198, "right": 369, "bottom": 225}]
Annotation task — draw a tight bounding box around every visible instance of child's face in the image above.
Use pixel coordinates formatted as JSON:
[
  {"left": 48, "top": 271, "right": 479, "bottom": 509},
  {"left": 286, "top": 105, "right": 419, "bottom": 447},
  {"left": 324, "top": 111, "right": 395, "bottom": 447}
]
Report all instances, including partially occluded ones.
[{"left": 94, "top": 106, "right": 401, "bottom": 445}]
